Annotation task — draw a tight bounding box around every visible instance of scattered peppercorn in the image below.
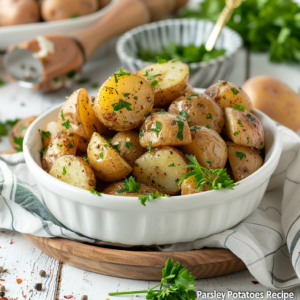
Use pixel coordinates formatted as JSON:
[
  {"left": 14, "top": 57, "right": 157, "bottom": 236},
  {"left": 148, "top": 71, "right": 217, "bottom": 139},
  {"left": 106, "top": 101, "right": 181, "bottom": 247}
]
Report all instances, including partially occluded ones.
[
  {"left": 0, "top": 291, "right": 5, "bottom": 297},
  {"left": 0, "top": 286, "right": 5, "bottom": 292},
  {"left": 34, "top": 283, "right": 42, "bottom": 291},
  {"left": 81, "top": 296, "right": 88, "bottom": 300},
  {"left": 39, "top": 270, "right": 46, "bottom": 277}
]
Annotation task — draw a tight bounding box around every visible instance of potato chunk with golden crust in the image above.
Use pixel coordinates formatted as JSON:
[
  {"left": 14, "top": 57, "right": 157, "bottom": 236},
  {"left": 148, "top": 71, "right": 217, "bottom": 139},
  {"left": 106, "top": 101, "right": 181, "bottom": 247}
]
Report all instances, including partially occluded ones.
[
  {"left": 205, "top": 81, "right": 253, "bottom": 112},
  {"left": 136, "top": 61, "right": 189, "bottom": 107},
  {"left": 93, "top": 73, "right": 154, "bottom": 131},
  {"left": 87, "top": 132, "right": 133, "bottom": 182},
  {"left": 225, "top": 107, "right": 264, "bottom": 149},
  {"left": 133, "top": 146, "right": 189, "bottom": 195},
  {"left": 168, "top": 93, "right": 225, "bottom": 133},
  {"left": 228, "top": 142, "right": 263, "bottom": 182},
  {"left": 139, "top": 112, "right": 191, "bottom": 148},
  {"left": 111, "top": 131, "right": 146, "bottom": 166},
  {"left": 180, "top": 126, "right": 227, "bottom": 170}
]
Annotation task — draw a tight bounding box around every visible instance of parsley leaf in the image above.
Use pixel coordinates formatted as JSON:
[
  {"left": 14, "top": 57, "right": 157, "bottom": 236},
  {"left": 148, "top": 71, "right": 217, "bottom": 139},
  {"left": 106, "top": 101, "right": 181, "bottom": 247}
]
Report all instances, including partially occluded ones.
[
  {"left": 125, "top": 141, "right": 133, "bottom": 148},
  {"left": 113, "top": 67, "right": 131, "bottom": 83},
  {"left": 177, "top": 111, "right": 190, "bottom": 120},
  {"left": 122, "top": 93, "right": 130, "bottom": 97},
  {"left": 206, "top": 113, "right": 212, "bottom": 119},
  {"left": 206, "top": 160, "right": 212, "bottom": 167},
  {"left": 100, "top": 152, "right": 104, "bottom": 159},
  {"left": 90, "top": 189, "right": 101, "bottom": 196},
  {"left": 147, "top": 141, "right": 152, "bottom": 152},
  {"left": 151, "top": 80, "right": 158, "bottom": 87},
  {"left": 61, "top": 120, "right": 71, "bottom": 130},
  {"left": 69, "top": 141, "right": 74, "bottom": 148},
  {"left": 101, "top": 136, "right": 112, "bottom": 142},
  {"left": 247, "top": 137, "right": 250, "bottom": 144},
  {"left": 176, "top": 120, "right": 185, "bottom": 140},
  {"left": 247, "top": 113, "right": 255, "bottom": 121},
  {"left": 156, "top": 109, "right": 166, "bottom": 113},
  {"left": 112, "top": 143, "right": 119, "bottom": 151},
  {"left": 83, "top": 156, "right": 89, "bottom": 163},
  {"left": 205, "top": 125, "right": 211, "bottom": 129},
  {"left": 238, "top": 119, "right": 244, "bottom": 127},
  {"left": 258, "top": 141, "right": 264, "bottom": 150},
  {"left": 117, "top": 176, "right": 141, "bottom": 194},
  {"left": 60, "top": 110, "right": 65, "bottom": 121},
  {"left": 168, "top": 163, "right": 175, "bottom": 167},
  {"left": 156, "top": 56, "right": 167, "bottom": 64},
  {"left": 233, "top": 104, "right": 245, "bottom": 112},
  {"left": 233, "top": 131, "right": 240, "bottom": 136},
  {"left": 13, "top": 137, "right": 24, "bottom": 152},
  {"left": 20, "top": 124, "right": 26, "bottom": 131},
  {"left": 0, "top": 123, "right": 8, "bottom": 136},
  {"left": 112, "top": 99, "right": 132, "bottom": 112},
  {"left": 149, "top": 121, "right": 162, "bottom": 137},
  {"left": 236, "top": 152, "right": 246, "bottom": 160},
  {"left": 186, "top": 93, "right": 199, "bottom": 100},
  {"left": 40, "top": 148, "right": 47, "bottom": 156},
  {"left": 231, "top": 88, "right": 239, "bottom": 95},
  {"left": 138, "top": 191, "right": 169, "bottom": 206},
  {"left": 62, "top": 166, "right": 67, "bottom": 175},
  {"left": 57, "top": 143, "right": 62, "bottom": 147}
]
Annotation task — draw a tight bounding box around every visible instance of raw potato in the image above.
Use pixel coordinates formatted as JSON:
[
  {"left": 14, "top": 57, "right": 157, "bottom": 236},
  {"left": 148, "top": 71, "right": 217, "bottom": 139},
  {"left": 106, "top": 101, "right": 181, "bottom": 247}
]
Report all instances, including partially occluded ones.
[
  {"left": 136, "top": 61, "right": 189, "bottom": 107},
  {"left": 43, "top": 121, "right": 60, "bottom": 148},
  {"left": 205, "top": 81, "right": 253, "bottom": 112},
  {"left": 0, "top": 0, "right": 40, "bottom": 26},
  {"left": 49, "top": 155, "right": 96, "bottom": 191},
  {"left": 242, "top": 76, "right": 300, "bottom": 131},
  {"left": 58, "top": 88, "right": 112, "bottom": 139},
  {"left": 133, "top": 146, "right": 189, "bottom": 195},
  {"left": 180, "top": 126, "right": 227, "bottom": 169},
  {"left": 225, "top": 107, "right": 264, "bottom": 149},
  {"left": 103, "top": 181, "right": 159, "bottom": 196},
  {"left": 94, "top": 73, "right": 154, "bottom": 131},
  {"left": 41, "top": 0, "right": 98, "bottom": 21},
  {"left": 42, "top": 132, "right": 78, "bottom": 172},
  {"left": 111, "top": 131, "right": 146, "bottom": 166},
  {"left": 168, "top": 93, "right": 225, "bottom": 133},
  {"left": 9, "top": 116, "right": 38, "bottom": 150},
  {"left": 87, "top": 132, "right": 133, "bottom": 182},
  {"left": 139, "top": 112, "right": 191, "bottom": 148},
  {"left": 228, "top": 142, "right": 263, "bottom": 182}
]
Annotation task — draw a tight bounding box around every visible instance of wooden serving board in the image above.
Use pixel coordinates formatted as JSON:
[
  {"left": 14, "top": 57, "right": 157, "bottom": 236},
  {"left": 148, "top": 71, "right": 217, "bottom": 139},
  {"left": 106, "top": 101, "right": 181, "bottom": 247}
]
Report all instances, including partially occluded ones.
[{"left": 23, "top": 234, "right": 246, "bottom": 280}]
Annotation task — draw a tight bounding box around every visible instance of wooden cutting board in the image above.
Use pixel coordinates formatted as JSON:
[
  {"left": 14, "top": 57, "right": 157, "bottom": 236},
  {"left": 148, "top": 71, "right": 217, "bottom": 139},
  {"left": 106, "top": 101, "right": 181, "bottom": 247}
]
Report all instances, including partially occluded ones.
[{"left": 23, "top": 234, "right": 246, "bottom": 280}]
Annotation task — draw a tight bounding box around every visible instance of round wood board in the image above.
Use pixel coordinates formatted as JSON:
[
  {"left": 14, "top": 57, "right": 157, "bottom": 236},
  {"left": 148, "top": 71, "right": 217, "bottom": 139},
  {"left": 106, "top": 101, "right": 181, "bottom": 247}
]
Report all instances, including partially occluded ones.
[{"left": 23, "top": 234, "right": 246, "bottom": 280}]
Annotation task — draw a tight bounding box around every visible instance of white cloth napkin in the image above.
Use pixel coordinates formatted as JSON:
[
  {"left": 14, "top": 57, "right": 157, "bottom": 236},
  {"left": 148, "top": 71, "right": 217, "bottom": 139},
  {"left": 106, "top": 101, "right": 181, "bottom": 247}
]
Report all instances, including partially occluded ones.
[{"left": 1, "top": 123, "right": 300, "bottom": 289}]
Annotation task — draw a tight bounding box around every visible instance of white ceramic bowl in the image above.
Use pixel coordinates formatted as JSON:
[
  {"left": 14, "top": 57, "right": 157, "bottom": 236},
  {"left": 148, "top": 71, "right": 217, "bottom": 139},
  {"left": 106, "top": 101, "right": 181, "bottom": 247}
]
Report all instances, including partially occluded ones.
[
  {"left": 0, "top": 0, "right": 117, "bottom": 51},
  {"left": 23, "top": 89, "right": 282, "bottom": 245}
]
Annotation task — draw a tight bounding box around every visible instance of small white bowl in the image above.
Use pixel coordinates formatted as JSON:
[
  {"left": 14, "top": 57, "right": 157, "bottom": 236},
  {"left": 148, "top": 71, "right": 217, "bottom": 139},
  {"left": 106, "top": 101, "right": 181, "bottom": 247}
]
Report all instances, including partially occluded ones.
[
  {"left": 23, "top": 89, "right": 282, "bottom": 245},
  {"left": 117, "top": 19, "right": 243, "bottom": 88}
]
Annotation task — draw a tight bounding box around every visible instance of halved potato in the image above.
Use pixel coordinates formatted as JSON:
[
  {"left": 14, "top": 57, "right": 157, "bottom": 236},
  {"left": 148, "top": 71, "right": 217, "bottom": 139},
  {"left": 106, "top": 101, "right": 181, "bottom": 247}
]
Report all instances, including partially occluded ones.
[
  {"left": 103, "top": 181, "right": 159, "bottom": 196},
  {"left": 227, "top": 142, "right": 263, "bottom": 182},
  {"left": 205, "top": 81, "right": 253, "bottom": 112},
  {"left": 111, "top": 131, "right": 146, "bottom": 166},
  {"left": 42, "top": 132, "right": 79, "bottom": 172},
  {"left": 181, "top": 175, "right": 210, "bottom": 195},
  {"left": 133, "top": 146, "right": 189, "bottom": 195},
  {"left": 225, "top": 107, "right": 264, "bottom": 149},
  {"left": 93, "top": 73, "right": 154, "bottom": 131},
  {"left": 136, "top": 61, "right": 189, "bottom": 107},
  {"left": 49, "top": 155, "right": 96, "bottom": 191},
  {"left": 139, "top": 112, "right": 191, "bottom": 148},
  {"left": 168, "top": 93, "right": 225, "bottom": 133},
  {"left": 180, "top": 126, "right": 227, "bottom": 169},
  {"left": 87, "top": 132, "right": 133, "bottom": 182},
  {"left": 43, "top": 121, "right": 60, "bottom": 148},
  {"left": 58, "top": 88, "right": 112, "bottom": 139}
]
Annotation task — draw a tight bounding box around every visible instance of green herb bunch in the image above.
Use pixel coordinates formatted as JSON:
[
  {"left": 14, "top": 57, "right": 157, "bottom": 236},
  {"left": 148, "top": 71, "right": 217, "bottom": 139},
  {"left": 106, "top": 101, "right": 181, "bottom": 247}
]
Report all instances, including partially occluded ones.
[{"left": 109, "top": 258, "right": 197, "bottom": 300}]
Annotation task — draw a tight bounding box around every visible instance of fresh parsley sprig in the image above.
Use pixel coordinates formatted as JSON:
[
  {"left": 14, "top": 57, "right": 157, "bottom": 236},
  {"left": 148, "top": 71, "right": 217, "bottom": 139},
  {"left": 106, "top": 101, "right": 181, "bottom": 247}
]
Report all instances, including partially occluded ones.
[
  {"left": 138, "top": 191, "right": 169, "bottom": 206},
  {"left": 112, "top": 99, "right": 132, "bottom": 112},
  {"left": 117, "top": 176, "right": 141, "bottom": 194},
  {"left": 149, "top": 121, "right": 162, "bottom": 137}
]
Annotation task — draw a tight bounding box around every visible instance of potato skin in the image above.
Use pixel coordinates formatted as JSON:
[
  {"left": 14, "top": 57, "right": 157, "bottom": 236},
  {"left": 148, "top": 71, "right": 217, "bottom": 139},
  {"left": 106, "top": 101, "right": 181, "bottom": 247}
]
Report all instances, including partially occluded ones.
[
  {"left": 0, "top": 0, "right": 40, "bottom": 26},
  {"left": 133, "top": 146, "right": 189, "bottom": 195},
  {"left": 49, "top": 155, "right": 96, "bottom": 191},
  {"left": 103, "top": 181, "right": 159, "bottom": 196},
  {"left": 228, "top": 142, "right": 263, "bottom": 182},
  {"left": 42, "top": 132, "right": 78, "bottom": 172},
  {"left": 87, "top": 132, "right": 133, "bottom": 182},
  {"left": 136, "top": 61, "right": 189, "bottom": 107},
  {"left": 225, "top": 107, "right": 264, "bottom": 149},
  {"left": 111, "top": 131, "right": 146, "bottom": 166},
  {"left": 242, "top": 76, "right": 300, "bottom": 131},
  {"left": 93, "top": 74, "right": 154, "bottom": 131},
  {"left": 168, "top": 93, "right": 225, "bottom": 133},
  {"left": 43, "top": 121, "right": 61, "bottom": 148},
  {"left": 180, "top": 126, "right": 228, "bottom": 169},
  {"left": 139, "top": 112, "right": 191, "bottom": 148},
  {"left": 9, "top": 116, "right": 38, "bottom": 150},
  {"left": 205, "top": 81, "right": 253, "bottom": 112},
  {"left": 41, "top": 0, "right": 98, "bottom": 21}
]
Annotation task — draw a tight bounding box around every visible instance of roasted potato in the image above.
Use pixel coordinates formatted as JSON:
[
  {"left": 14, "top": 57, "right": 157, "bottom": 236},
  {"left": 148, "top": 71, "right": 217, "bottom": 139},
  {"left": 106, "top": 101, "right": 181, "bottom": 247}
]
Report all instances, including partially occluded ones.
[
  {"left": 227, "top": 142, "right": 263, "bottom": 182},
  {"left": 103, "top": 181, "right": 159, "bottom": 196},
  {"left": 139, "top": 112, "right": 191, "bottom": 148},
  {"left": 181, "top": 175, "right": 210, "bottom": 195},
  {"left": 205, "top": 81, "right": 253, "bottom": 112},
  {"left": 133, "top": 146, "right": 189, "bottom": 195},
  {"left": 41, "top": 0, "right": 98, "bottom": 21},
  {"left": 76, "top": 135, "right": 89, "bottom": 153},
  {"left": 87, "top": 132, "right": 133, "bottom": 182},
  {"left": 9, "top": 116, "right": 38, "bottom": 151},
  {"left": 42, "top": 132, "right": 78, "bottom": 172},
  {"left": 168, "top": 93, "right": 225, "bottom": 133},
  {"left": 49, "top": 155, "right": 96, "bottom": 191},
  {"left": 58, "top": 88, "right": 112, "bottom": 139},
  {"left": 180, "top": 126, "right": 227, "bottom": 169},
  {"left": 0, "top": 0, "right": 40, "bottom": 26},
  {"left": 225, "top": 107, "right": 264, "bottom": 149},
  {"left": 243, "top": 76, "right": 300, "bottom": 131},
  {"left": 93, "top": 72, "right": 154, "bottom": 131},
  {"left": 136, "top": 61, "right": 189, "bottom": 107},
  {"left": 42, "top": 121, "right": 61, "bottom": 148},
  {"left": 111, "top": 131, "right": 146, "bottom": 166}
]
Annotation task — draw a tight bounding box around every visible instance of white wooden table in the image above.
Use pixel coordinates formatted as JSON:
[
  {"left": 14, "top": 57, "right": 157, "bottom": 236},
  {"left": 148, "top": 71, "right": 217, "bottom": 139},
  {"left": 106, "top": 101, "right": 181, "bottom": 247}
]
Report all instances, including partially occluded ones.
[{"left": 1, "top": 43, "right": 300, "bottom": 299}]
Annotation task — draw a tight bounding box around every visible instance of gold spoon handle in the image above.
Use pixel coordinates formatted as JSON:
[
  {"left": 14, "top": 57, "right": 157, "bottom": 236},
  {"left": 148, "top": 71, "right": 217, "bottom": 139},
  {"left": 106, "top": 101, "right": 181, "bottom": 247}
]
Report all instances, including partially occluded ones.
[{"left": 205, "top": 0, "right": 242, "bottom": 51}]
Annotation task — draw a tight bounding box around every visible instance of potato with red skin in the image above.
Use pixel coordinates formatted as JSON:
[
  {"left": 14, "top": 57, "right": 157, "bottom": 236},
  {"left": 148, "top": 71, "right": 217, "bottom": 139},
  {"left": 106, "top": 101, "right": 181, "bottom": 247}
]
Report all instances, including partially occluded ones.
[{"left": 205, "top": 81, "right": 253, "bottom": 112}]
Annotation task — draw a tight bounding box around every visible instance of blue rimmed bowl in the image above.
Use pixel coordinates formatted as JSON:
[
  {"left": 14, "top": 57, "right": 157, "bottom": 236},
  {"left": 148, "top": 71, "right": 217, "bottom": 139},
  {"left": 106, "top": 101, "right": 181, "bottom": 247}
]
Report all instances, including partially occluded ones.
[{"left": 116, "top": 19, "right": 242, "bottom": 88}]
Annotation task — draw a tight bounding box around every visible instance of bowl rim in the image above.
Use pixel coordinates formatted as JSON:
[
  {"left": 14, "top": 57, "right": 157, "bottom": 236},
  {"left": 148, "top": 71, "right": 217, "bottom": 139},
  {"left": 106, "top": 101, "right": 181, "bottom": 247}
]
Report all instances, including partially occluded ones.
[
  {"left": 23, "top": 91, "right": 282, "bottom": 211},
  {"left": 116, "top": 19, "right": 243, "bottom": 69}
]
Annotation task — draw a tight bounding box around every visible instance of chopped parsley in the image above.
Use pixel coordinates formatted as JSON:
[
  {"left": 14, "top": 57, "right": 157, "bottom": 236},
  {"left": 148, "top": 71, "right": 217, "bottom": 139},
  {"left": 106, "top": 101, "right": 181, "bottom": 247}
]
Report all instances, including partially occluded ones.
[
  {"left": 83, "top": 156, "right": 89, "bottom": 163},
  {"left": 112, "top": 143, "right": 119, "bottom": 151},
  {"left": 151, "top": 80, "right": 158, "bottom": 87},
  {"left": 62, "top": 166, "right": 67, "bottom": 175},
  {"left": 138, "top": 191, "right": 169, "bottom": 206},
  {"left": 156, "top": 109, "right": 166, "bottom": 113},
  {"left": 258, "top": 141, "right": 264, "bottom": 150},
  {"left": 233, "top": 131, "right": 240, "bottom": 136},
  {"left": 113, "top": 67, "right": 131, "bottom": 83},
  {"left": 168, "top": 163, "right": 175, "bottom": 167},
  {"left": 101, "top": 136, "right": 112, "bottom": 142},
  {"left": 205, "top": 125, "right": 211, "bottom": 129},
  {"left": 20, "top": 125, "right": 26, "bottom": 131},
  {"left": 144, "top": 111, "right": 151, "bottom": 118},
  {"left": 60, "top": 110, "right": 65, "bottom": 121},
  {"left": 13, "top": 137, "right": 24, "bottom": 152},
  {"left": 117, "top": 177, "right": 141, "bottom": 194},
  {"left": 69, "top": 141, "right": 74, "bottom": 148},
  {"left": 247, "top": 113, "right": 255, "bottom": 121},
  {"left": 206, "top": 160, "right": 212, "bottom": 167},
  {"left": 149, "top": 122, "right": 162, "bottom": 137},
  {"left": 100, "top": 152, "right": 104, "bottom": 159},
  {"left": 176, "top": 120, "right": 185, "bottom": 140},
  {"left": 90, "top": 189, "right": 101, "bottom": 196},
  {"left": 61, "top": 120, "right": 71, "bottom": 130},
  {"left": 233, "top": 104, "right": 245, "bottom": 112},
  {"left": 112, "top": 99, "right": 132, "bottom": 112},
  {"left": 177, "top": 111, "right": 190, "bottom": 120},
  {"left": 238, "top": 119, "right": 244, "bottom": 127},
  {"left": 190, "top": 125, "right": 201, "bottom": 132},
  {"left": 236, "top": 152, "right": 246, "bottom": 160},
  {"left": 57, "top": 143, "right": 62, "bottom": 147},
  {"left": 139, "top": 129, "right": 144, "bottom": 138},
  {"left": 125, "top": 141, "right": 133, "bottom": 148},
  {"left": 206, "top": 113, "right": 212, "bottom": 119},
  {"left": 122, "top": 93, "right": 130, "bottom": 97},
  {"left": 147, "top": 141, "right": 152, "bottom": 152},
  {"left": 186, "top": 93, "right": 199, "bottom": 100},
  {"left": 231, "top": 88, "right": 239, "bottom": 95},
  {"left": 156, "top": 56, "right": 167, "bottom": 64},
  {"left": 247, "top": 137, "right": 250, "bottom": 144},
  {"left": 40, "top": 148, "right": 47, "bottom": 156},
  {"left": 92, "top": 83, "right": 99, "bottom": 89},
  {"left": 143, "top": 70, "right": 161, "bottom": 80}
]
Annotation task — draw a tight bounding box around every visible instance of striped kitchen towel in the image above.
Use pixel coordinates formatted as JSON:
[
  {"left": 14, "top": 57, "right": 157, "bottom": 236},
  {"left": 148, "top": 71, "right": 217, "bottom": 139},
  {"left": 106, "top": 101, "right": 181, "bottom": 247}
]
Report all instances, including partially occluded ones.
[{"left": 0, "top": 123, "right": 300, "bottom": 289}]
